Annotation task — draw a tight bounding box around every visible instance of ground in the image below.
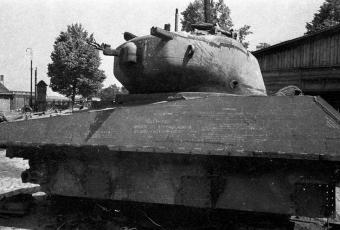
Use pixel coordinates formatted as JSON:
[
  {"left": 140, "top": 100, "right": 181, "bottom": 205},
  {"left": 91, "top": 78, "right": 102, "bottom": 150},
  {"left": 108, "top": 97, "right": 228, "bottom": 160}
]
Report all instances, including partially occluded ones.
[{"left": 0, "top": 149, "right": 37, "bottom": 195}]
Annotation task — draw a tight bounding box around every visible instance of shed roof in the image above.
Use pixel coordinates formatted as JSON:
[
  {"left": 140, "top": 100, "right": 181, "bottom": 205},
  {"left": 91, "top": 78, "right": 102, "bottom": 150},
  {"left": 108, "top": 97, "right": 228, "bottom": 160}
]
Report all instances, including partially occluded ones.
[
  {"left": 0, "top": 83, "right": 11, "bottom": 95},
  {"left": 37, "top": 80, "right": 47, "bottom": 86},
  {"left": 253, "top": 24, "right": 340, "bottom": 55}
]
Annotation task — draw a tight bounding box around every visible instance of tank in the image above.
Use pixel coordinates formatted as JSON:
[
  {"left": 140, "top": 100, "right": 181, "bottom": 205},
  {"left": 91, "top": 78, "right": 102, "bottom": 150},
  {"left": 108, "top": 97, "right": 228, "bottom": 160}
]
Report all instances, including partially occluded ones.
[{"left": 1, "top": 14, "right": 340, "bottom": 229}]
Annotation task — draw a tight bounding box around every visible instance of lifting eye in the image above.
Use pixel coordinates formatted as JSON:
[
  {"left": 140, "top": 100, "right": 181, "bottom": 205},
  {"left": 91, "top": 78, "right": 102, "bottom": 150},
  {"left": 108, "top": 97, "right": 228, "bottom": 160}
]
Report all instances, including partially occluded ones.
[{"left": 230, "top": 80, "right": 239, "bottom": 89}]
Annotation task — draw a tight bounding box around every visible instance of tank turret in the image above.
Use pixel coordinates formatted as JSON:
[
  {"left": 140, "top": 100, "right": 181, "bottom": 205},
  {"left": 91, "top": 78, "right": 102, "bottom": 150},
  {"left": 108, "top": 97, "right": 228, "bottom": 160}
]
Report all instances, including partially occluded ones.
[{"left": 95, "top": 24, "right": 266, "bottom": 96}]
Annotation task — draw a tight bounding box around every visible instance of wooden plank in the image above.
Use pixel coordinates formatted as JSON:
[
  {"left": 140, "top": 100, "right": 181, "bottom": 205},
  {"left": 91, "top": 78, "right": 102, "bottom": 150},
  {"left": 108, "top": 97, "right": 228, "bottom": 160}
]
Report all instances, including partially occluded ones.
[
  {"left": 311, "top": 39, "right": 316, "bottom": 67},
  {"left": 336, "top": 34, "right": 340, "bottom": 65},
  {"left": 300, "top": 43, "right": 303, "bottom": 67},
  {"left": 289, "top": 48, "right": 292, "bottom": 68},
  {"left": 332, "top": 34, "right": 335, "bottom": 65},
  {"left": 334, "top": 34, "right": 337, "bottom": 65},
  {"left": 328, "top": 35, "right": 333, "bottom": 65},
  {"left": 272, "top": 53, "right": 277, "bottom": 69},
  {"left": 296, "top": 45, "right": 301, "bottom": 68},
  {"left": 286, "top": 48, "right": 290, "bottom": 68},
  {"left": 326, "top": 36, "right": 331, "bottom": 65},
  {"left": 318, "top": 38, "right": 322, "bottom": 66},
  {"left": 321, "top": 37, "right": 325, "bottom": 65},
  {"left": 335, "top": 34, "right": 338, "bottom": 65},
  {"left": 292, "top": 47, "right": 295, "bottom": 68},
  {"left": 321, "top": 37, "right": 326, "bottom": 66},
  {"left": 330, "top": 35, "right": 335, "bottom": 65},
  {"left": 290, "top": 47, "right": 294, "bottom": 68},
  {"left": 315, "top": 38, "right": 320, "bottom": 66},
  {"left": 258, "top": 57, "right": 264, "bottom": 71},
  {"left": 303, "top": 42, "right": 308, "bottom": 67}
]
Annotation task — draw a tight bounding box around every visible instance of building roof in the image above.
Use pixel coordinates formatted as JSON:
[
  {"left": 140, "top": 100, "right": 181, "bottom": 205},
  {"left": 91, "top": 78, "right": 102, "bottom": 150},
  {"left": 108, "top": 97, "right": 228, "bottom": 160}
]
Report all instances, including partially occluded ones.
[
  {"left": 37, "top": 80, "right": 47, "bottom": 86},
  {"left": 253, "top": 24, "right": 340, "bottom": 55},
  {"left": 0, "top": 83, "right": 11, "bottom": 95}
]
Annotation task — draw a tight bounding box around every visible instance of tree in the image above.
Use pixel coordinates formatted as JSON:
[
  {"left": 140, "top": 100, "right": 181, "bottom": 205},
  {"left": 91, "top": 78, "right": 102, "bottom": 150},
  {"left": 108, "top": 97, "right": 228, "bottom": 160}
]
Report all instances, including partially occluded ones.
[
  {"left": 98, "top": 84, "right": 128, "bottom": 101},
  {"left": 306, "top": 0, "right": 340, "bottom": 34},
  {"left": 180, "top": 0, "right": 252, "bottom": 48},
  {"left": 181, "top": 0, "right": 233, "bottom": 32},
  {"left": 98, "top": 84, "right": 120, "bottom": 101},
  {"left": 237, "top": 25, "right": 253, "bottom": 49},
  {"left": 256, "top": 42, "right": 271, "bottom": 50},
  {"left": 48, "top": 23, "right": 106, "bottom": 105}
]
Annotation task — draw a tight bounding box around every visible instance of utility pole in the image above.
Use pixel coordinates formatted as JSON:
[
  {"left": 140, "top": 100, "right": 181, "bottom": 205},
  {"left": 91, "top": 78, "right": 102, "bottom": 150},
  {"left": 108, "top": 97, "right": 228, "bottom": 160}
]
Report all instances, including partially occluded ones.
[
  {"left": 35, "top": 67, "right": 37, "bottom": 110},
  {"left": 175, "top": 8, "right": 178, "bottom": 32},
  {"left": 204, "top": 0, "right": 211, "bottom": 23},
  {"left": 26, "top": 48, "right": 33, "bottom": 107},
  {"left": 30, "top": 59, "right": 33, "bottom": 107}
]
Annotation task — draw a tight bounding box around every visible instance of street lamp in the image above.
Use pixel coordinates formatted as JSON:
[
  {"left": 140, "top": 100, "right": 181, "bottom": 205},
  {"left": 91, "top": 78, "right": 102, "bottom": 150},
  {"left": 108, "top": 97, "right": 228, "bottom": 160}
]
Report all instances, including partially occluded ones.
[{"left": 26, "top": 48, "right": 33, "bottom": 107}]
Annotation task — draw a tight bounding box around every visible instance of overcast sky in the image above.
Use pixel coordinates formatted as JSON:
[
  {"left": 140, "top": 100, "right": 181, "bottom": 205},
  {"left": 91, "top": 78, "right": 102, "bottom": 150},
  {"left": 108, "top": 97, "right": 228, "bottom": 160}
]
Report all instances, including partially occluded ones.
[{"left": 0, "top": 0, "right": 324, "bottom": 95}]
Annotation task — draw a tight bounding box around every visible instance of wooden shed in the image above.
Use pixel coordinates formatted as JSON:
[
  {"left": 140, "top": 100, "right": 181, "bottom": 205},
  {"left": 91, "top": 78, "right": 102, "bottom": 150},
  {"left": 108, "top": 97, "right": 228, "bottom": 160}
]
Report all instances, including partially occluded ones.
[{"left": 253, "top": 24, "right": 340, "bottom": 110}]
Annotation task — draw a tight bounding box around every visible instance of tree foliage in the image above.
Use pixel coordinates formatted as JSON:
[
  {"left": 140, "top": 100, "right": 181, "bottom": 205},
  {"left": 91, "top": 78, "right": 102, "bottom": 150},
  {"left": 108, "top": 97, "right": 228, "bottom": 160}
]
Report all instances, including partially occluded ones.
[
  {"left": 48, "top": 23, "right": 106, "bottom": 104},
  {"left": 237, "top": 25, "right": 252, "bottom": 49},
  {"left": 99, "top": 84, "right": 120, "bottom": 101},
  {"left": 180, "top": 0, "right": 252, "bottom": 48},
  {"left": 306, "top": 0, "right": 340, "bottom": 34},
  {"left": 256, "top": 42, "right": 271, "bottom": 50},
  {"left": 181, "top": 0, "right": 205, "bottom": 32},
  {"left": 211, "top": 0, "right": 233, "bottom": 30},
  {"left": 98, "top": 84, "right": 128, "bottom": 101},
  {"left": 181, "top": 0, "right": 233, "bottom": 32}
]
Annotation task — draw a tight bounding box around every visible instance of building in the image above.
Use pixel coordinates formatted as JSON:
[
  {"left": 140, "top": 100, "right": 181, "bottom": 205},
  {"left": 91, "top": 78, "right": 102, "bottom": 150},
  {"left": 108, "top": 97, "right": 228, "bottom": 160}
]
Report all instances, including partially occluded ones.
[
  {"left": 253, "top": 24, "right": 340, "bottom": 110},
  {"left": 0, "top": 75, "right": 36, "bottom": 111},
  {"left": 0, "top": 75, "right": 75, "bottom": 112},
  {"left": 0, "top": 81, "right": 12, "bottom": 112},
  {"left": 10, "top": 91, "right": 35, "bottom": 111},
  {"left": 36, "top": 80, "right": 47, "bottom": 111}
]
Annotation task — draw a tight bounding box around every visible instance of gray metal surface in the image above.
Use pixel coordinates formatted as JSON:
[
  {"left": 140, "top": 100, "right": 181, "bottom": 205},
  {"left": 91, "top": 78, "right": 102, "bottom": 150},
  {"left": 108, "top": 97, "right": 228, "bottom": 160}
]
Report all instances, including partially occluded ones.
[{"left": 0, "top": 94, "right": 339, "bottom": 161}]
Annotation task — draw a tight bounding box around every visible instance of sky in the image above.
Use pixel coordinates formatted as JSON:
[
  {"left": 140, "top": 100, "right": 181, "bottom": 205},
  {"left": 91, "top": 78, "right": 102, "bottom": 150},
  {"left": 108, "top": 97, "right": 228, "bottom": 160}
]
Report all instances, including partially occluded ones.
[{"left": 0, "top": 0, "right": 324, "bottom": 95}]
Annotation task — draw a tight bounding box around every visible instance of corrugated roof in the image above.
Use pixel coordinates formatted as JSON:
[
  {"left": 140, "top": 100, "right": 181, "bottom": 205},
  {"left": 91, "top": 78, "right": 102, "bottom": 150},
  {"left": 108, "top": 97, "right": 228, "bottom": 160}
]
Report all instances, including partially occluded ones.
[{"left": 253, "top": 24, "right": 340, "bottom": 55}]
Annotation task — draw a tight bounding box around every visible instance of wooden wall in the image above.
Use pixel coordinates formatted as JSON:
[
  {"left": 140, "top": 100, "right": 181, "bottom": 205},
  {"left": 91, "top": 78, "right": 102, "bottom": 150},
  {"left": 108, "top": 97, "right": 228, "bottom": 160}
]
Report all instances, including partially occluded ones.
[
  {"left": 0, "top": 96, "right": 11, "bottom": 112},
  {"left": 253, "top": 27, "right": 340, "bottom": 110},
  {"left": 256, "top": 32, "right": 340, "bottom": 71}
]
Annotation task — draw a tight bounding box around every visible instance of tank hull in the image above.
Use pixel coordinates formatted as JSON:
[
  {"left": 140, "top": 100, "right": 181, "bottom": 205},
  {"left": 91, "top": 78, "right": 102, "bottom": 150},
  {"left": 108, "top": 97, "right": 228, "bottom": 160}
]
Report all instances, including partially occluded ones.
[
  {"left": 8, "top": 148, "right": 336, "bottom": 218},
  {"left": 1, "top": 93, "right": 340, "bottom": 218}
]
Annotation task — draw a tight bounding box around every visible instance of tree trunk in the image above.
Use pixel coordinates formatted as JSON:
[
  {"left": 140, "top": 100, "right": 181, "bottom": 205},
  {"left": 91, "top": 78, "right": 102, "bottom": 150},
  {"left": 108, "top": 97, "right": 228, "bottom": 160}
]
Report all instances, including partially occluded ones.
[
  {"left": 204, "top": 0, "right": 212, "bottom": 23},
  {"left": 71, "top": 82, "right": 77, "bottom": 112}
]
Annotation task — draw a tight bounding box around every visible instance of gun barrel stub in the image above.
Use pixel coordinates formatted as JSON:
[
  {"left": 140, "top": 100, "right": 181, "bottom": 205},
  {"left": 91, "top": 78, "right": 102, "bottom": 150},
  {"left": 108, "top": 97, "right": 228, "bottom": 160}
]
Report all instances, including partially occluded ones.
[
  {"left": 103, "top": 47, "right": 120, "bottom": 56},
  {"left": 151, "top": 27, "right": 174, "bottom": 40}
]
